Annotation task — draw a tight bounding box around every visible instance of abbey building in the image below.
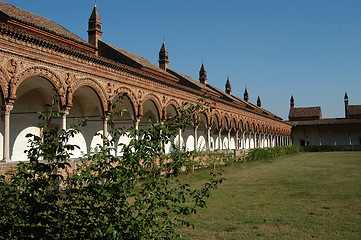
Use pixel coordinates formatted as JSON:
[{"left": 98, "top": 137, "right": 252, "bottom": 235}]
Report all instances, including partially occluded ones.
[
  {"left": 0, "top": 1, "right": 292, "bottom": 162},
  {"left": 288, "top": 94, "right": 361, "bottom": 146}
]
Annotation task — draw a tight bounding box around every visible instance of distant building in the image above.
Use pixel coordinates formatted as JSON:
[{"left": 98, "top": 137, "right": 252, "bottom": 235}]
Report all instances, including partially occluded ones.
[{"left": 288, "top": 94, "right": 361, "bottom": 146}]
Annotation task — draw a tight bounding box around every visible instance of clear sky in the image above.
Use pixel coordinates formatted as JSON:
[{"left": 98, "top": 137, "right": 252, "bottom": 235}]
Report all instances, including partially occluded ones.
[{"left": 4, "top": 0, "right": 361, "bottom": 120}]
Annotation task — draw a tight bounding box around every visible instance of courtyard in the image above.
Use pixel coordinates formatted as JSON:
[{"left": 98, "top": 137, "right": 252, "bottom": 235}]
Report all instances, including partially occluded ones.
[{"left": 180, "top": 151, "right": 361, "bottom": 239}]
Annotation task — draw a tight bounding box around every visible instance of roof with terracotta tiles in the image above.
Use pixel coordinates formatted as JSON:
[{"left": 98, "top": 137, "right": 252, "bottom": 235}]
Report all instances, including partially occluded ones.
[
  {"left": 289, "top": 107, "right": 322, "bottom": 120},
  {"left": 0, "top": 1, "right": 89, "bottom": 46},
  {"left": 98, "top": 41, "right": 176, "bottom": 78},
  {"left": 288, "top": 118, "right": 361, "bottom": 126},
  {"left": 347, "top": 105, "right": 361, "bottom": 116}
]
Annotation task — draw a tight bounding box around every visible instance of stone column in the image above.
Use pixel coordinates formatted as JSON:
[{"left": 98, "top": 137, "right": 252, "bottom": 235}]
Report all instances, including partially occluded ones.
[
  {"left": 227, "top": 129, "right": 231, "bottom": 150},
  {"left": 178, "top": 128, "right": 183, "bottom": 149},
  {"left": 244, "top": 132, "right": 247, "bottom": 149},
  {"left": 61, "top": 107, "right": 70, "bottom": 130},
  {"left": 2, "top": 103, "right": 13, "bottom": 162},
  {"left": 207, "top": 126, "right": 212, "bottom": 151},
  {"left": 134, "top": 118, "right": 140, "bottom": 130},
  {"left": 253, "top": 132, "right": 257, "bottom": 148},
  {"left": 194, "top": 125, "right": 198, "bottom": 151},
  {"left": 103, "top": 115, "right": 109, "bottom": 136},
  {"left": 235, "top": 129, "right": 239, "bottom": 150},
  {"left": 133, "top": 117, "right": 141, "bottom": 140},
  {"left": 218, "top": 128, "right": 222, "bottom": 150}
]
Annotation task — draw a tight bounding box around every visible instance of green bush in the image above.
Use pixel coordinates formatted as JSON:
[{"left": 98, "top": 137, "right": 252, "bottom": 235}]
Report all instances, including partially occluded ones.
[
  {"left": 0, "top": 102, "right": 223, "bottom": 240},
  {"left": 302, "top": 145, "right": 361, "bottom": 152},
  {"left": 247, "top": 146, "right": 301, "bottom": 162}
]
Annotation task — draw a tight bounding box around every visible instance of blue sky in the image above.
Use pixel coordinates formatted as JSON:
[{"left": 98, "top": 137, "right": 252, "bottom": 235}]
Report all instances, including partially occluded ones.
[{"left": 5, "top": 0, "right": 361, "bottom": 119}]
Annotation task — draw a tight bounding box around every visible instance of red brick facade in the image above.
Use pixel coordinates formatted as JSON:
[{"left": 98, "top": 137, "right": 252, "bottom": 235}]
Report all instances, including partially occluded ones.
[{"left": 0, "top": 2, "right": 291, "bottom": 162}]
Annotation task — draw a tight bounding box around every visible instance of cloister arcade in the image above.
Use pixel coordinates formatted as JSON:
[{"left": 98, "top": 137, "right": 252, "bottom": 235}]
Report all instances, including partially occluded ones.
[
  {"left": 0, "top": 67, "right": 291, "bottom": 162},
  {"left": 0, "top": 2, "right": 292, "bottom": 162}
]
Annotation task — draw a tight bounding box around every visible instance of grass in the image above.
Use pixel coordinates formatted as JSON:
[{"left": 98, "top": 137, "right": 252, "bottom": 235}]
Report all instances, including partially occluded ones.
[{"left": 178, "top": 151, "right": 361, "bottom": 240}]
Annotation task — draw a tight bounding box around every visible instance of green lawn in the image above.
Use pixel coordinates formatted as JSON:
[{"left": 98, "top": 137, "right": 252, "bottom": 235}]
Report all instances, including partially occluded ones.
[{"left": 179, "top": 152, "right": 361, "bottom": 240}]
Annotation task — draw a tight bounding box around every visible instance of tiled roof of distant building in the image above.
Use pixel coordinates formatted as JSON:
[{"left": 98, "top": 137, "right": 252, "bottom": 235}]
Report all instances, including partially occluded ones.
[
  {"left": 288, "top": 118, "right": 361, "bottom": 126},
  {"left": 289, "top": 107, "right": 322, "bottom": 120},
  {"left": 347, "top": 105, "right": 361, "bottom": 118}
]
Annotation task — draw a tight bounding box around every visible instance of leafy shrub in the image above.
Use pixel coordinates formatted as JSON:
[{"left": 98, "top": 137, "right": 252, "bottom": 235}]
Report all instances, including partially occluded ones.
[
  {"left": 247, "top": 146, "right": 301, "bottom": 162},
  {"left": 0, "top": 102, "right": 223, "bottom": 240},
  {"left": 302, "top": 145, "right": 361, "bottom": 152}
]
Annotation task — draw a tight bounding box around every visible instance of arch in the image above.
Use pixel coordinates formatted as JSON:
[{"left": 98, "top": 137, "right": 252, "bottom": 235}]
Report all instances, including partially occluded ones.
[
  {"left": 239, "top": 118, "right": 246, "bottom": 131},
  {"left": 230, "top": 117, "right": 237, "bottom": 132},
  {"left": 14, "top": 66, "right": 65, "bottom": 104},
  {"left": 140, "top": 93, "right": 162, "bottom": 119},
  {"left": 70, "top": 78, "right": 108, "bottom": 113},
  {"left": 165, "top": 99, "right": 180, "bottom": 118},
  {"left": 112, "top": 91, "right": 137, "bottom": 120},
  {"left": 10, "top": 75, "right": 59, "bottom": 161},
  {"left": 212, "top": 114, "right": 220, "bottom": 129},
  {"left": 140, "top": 97, "right": 161, "bottom": 126},
  {"left": 222, "top": 113, "right": 231, "bottom": 129},
  {"left": 113, "top": 86, "right": 138, "bottom": 117},
  {"left": 222, "top": 115, "right": 229, "bottom": 130},
  {"left": 212, "top": 110, "right": 221, "bottom": 129},
  {"left": 264, "top": 125, "right": 269, "bottom": 134},
  {"left": 199, "top": 112, "right": 209, "bottom": 128},
  {"left": 165, "top": 99, "right": 180, "bottom": 111},
  {"left": 249, "top": 122, "right": 256, "bottom": 132},
  {"left": 254, "top": 123, "right": 260, "bottom": 133},
  {"left": 204, "top": 110, "right": 212, "bottom": 127}
]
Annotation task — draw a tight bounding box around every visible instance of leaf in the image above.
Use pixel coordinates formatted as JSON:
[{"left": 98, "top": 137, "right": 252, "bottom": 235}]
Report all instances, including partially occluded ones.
[{"left": 105, "top": 226, "right": 115, "bottom": 235}]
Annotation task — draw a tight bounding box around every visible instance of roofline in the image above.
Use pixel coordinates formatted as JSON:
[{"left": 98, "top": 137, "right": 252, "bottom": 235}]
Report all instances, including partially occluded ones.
[{"left": 7, "top": 19, "right": 95, "bottom": 53}]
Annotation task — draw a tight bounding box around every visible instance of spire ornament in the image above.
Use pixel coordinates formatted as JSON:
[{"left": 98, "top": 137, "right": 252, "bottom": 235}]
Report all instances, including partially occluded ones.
[
  {"left": 257, "top": 96, "right": 261, "bottom": 107},
  {"left": 244, "top": 87, "right": 249, "bottom": 102},
  {"left": 158, "top": 42, "right": 169, "bottom": 70},
  {"left": 199, "top": 63, "right": 207, "bottom": 85},
  {"left": 225, "top": 76, "right": 232, "bottom": 95}
]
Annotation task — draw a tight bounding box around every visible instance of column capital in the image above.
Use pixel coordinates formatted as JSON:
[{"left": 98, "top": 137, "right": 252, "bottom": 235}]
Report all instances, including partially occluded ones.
[
  {"left": 61, "top": 106, "right": 70, "bottom": 115},
  {"left": 133, "top": 117, "right": 141, "bottom": 124},
  {"left": 3, "top": 102, "right": 14, "bottom": 114}
]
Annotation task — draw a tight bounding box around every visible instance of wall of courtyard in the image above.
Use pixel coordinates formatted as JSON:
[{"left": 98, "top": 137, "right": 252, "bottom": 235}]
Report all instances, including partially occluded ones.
[{"left": 0, "top": 22, "right": 291, "bottom": 162}]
